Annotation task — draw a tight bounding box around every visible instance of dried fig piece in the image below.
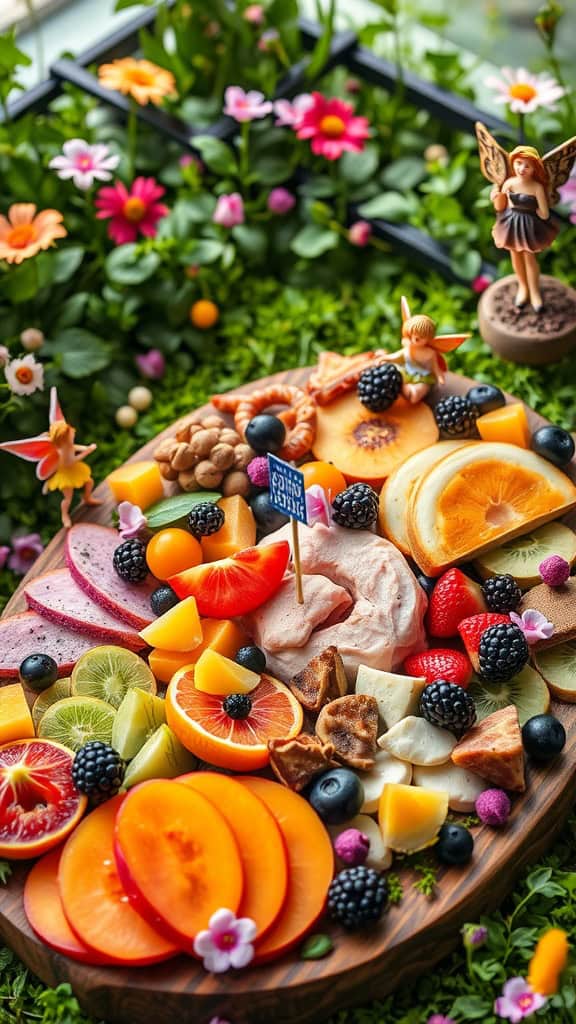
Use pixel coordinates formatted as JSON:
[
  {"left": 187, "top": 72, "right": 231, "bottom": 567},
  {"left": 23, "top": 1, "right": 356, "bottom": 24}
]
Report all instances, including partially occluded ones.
[
  {"left": 315, "top": 694, "right": 378, "bottom": 771},
  {"left": 268, "top": 735, "right": 336, "bottom": 792},
  {"left": 289, "top": 646, "right": 347, "bottom": 712}
]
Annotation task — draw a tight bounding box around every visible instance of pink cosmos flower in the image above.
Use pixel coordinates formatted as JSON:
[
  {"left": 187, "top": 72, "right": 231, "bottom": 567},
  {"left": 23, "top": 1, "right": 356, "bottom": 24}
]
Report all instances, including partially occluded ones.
[
  {"left": 223, "top": 85, "right": 272, "bottom": 122},
  {"left": 296, "top": 92, "right": 370, "bottom": 160},
  {"left": 510, "top": 609, "right": 554, "bottom": 644},
  {"left": 348, "top": 220, "right": 371, "bottom": 247},
  {"left": 118, "top": 501, "right": 147, "bottom": 540},
  {"left": 0, "top": 546, "right": 10, "bottom": 570},
  {"left": 213, "top": 193, "right": 245, "bottom": 228},
  {"left": 485, "top": 67, "right": 566, "bottom": 114},
  {"left": 472, "top": 274, "right": 493, "bottom": 294},
  {"left": 273, "top": 94, "right": 314, "bottom": 127},
  {"left": 559, "top": 175, "right": 576, "bottom": 224},
  {"left": 8, "top": 533, "right": 44, "bottom": 575},
  {"left": 5, "top": 354, "right": 44, "bottom": 396},
  {"left": 49, "top": 139, "right": 119, "bottom": 191},
  {"left": 267, "top": 188, "right": 296, "bottom": 214},
  {"left": 244, "top": 3, "right": 264, "bottom": 23},
  {"left": 136, "top": 349, "right": 165, "bottom": 380},
  {"left": 193, "top": 908, "right": 256, "bottom": 973},
  {"left": 95, "top": 177, "right": 168, "bottom": 245},
  {"left": 494, "top": 977, "right": 547, "bottom": 1021},
  {"left": 0, "top": 345, "right": 9, "bottom": 368},
  {"left": 305, "top": 485, "right": 331, "bottom": 527}
]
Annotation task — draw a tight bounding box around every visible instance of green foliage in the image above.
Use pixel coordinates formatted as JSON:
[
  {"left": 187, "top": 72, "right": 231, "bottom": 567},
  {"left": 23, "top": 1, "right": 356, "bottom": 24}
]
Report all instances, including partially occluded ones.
[{"left": 0, "top": 860, "right": 12, "bottom": 884}]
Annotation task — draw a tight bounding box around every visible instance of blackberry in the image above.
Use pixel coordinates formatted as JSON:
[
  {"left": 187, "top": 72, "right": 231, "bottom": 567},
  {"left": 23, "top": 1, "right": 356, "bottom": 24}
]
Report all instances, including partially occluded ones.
[
  {"left": 223, "top": 693, "right": 252, "bottom": 720},
  {"left": 235, "top": 645, "right": 266, "bottom": 674},
  {"left": 327, "top": 865, "right": 388, "bottom": 930},
  {"left": 332, "top": 483, "right": 378, "bottom": 529},
  {"left": 357, "top": 363, "right": 402, "bottom": 413},
  {"left": 434, "top": 395, "right": 477, "bottom": 437},
  {"left": 150, "top": 584, "right": 179, "bottom": 617},
  {"left": 187, "top": 502, "right": 225, "bottom": 538},
  {"left": 72, "top": 741, "right": 125, "bottom": 804},
  {"left": 419, "top": 681, "right": 476, "bottom": 737},
  {"left": 478, "top": 622, "right": 529, "bottom": 683},
  {"left": 113, "top": 539, "right": 148, "bottom": 583},
  {"left": 481, "top": 574, "right": 522, "bottom": 613}
]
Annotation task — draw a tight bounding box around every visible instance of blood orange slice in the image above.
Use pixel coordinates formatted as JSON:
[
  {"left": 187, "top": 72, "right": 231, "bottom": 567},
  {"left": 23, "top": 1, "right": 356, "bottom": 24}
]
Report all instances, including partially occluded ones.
[
  {"left": 166, "top": 670, "right": 303, "bottom": 771},
  {"left": 0, "top": 738, "right": 87, "bottom": 860},
  {"left": 169, "top": 541, "right": 290, "bottom": 617}
]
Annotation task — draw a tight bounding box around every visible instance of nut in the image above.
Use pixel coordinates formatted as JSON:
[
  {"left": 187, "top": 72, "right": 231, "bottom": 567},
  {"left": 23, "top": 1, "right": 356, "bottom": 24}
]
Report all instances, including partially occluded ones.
[
  {"left": 202, "top": 414, "right": 226, "bottom": 429},
  {"left": 221, "top": 470, "right": 251, "bottom": 497},
  {"left": 171, "top": 442, "right": 197, "bottom": 472},
  {"left": 233, "top": 444, "right": 256, "bottom": 469},
  {"left": 195, "top": 460, "right": 223, "bottom": 488},
  {"left": 178, "top": 470, "right": 202, "bottom": 492},
  {"left": 210, "top": 443, "right": 235, "bottom": 471},
  {"left": 190, "top": 428, "right": 220, "bottom": 457},
  {"left": 219, "top": 428, "right": 242, "bottom": 447},
  {"left": 159, "top": 462, "right": 179, "bottom": 481},
  {"left": 155, "top": 438, "right": 178, "bottom": 462}
]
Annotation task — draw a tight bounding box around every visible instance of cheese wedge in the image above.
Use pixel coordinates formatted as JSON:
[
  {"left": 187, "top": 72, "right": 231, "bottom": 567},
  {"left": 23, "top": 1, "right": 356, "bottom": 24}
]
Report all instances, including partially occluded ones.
[
  {"left": 357, "top": 749, "right": 412, "bottom": 814},
  {"left": 355, "top": 665, "right": 427, "bottom": 729},
  {"left": 413, "top": 762, "right": 487, "bottom": 812},
  {"left": 378, "top": 716, "right": 456, "bottom": 765}
]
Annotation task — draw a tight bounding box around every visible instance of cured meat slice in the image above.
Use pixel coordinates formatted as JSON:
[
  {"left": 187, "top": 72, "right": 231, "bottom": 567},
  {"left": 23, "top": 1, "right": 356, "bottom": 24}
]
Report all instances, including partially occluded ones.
[
  {"left": 0, "top": 612, "right": 101, "bottom": 679},
  {"left": 25, "top": 569, "right": 146, "bottom": 651},
  {"left": 65, "top": 524, "right": 157, "bottom": 630},
  {"left": 451, "top": 705, "right": 525, "bottom": 792}
]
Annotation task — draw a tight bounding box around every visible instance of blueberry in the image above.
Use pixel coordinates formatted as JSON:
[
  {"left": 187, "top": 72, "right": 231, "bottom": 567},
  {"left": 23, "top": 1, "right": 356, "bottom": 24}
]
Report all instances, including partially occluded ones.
[
  {"left": 245, "top": 414, "right": 286, "bottom": 454},
  {"left": 467, "top": 384, "right": 506, "bottom": 416},
  {"left": 531, "top": 426, "right": 575, "bottom": 469},
  {"left": 416, "top": 572, "right": 436, "bottom": 598},
  {"left": 522, "top": 714, "right": 566, "bottom": 761},
  {"left": 250, "top": 491, "right": 289, "bottom": 535},
  {"left": 235, "top": 645, "right": 266, "bottom": 674},
  {"left": 307, "top": 768, "right": 364, "bottom": 825},
  {"left": 150, "top": 584, "right": 179, "bottom": 617},
  {"left": 435, "top": 823, "right": 474, "bottom": 866},
  {"left": 19, "top": 654, "right": 59, "bottom": 692}
]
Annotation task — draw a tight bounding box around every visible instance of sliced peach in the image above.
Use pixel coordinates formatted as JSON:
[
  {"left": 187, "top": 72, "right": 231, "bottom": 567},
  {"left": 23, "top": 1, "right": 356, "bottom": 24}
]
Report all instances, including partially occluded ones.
[
  {"left": 201, "top": 495, "right": 256, "bottom": 562},
  {"left": 476, "top": 403, "right": 530, "bottom": 448},
  {"left": 139, "top": 595, "right": 203, "bottom": 652},
  {"left": 194, "top": 649, "right": 260, "bottom": 695},
  {"left": 148, "top": 618, "right": 248, "bottom": 683}
]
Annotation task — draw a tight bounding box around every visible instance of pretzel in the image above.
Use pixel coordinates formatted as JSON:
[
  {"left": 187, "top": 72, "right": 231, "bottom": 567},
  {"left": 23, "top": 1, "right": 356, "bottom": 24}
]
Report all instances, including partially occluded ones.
[{"left": 212, "top": 384, "right": 316, "bottom": 461}]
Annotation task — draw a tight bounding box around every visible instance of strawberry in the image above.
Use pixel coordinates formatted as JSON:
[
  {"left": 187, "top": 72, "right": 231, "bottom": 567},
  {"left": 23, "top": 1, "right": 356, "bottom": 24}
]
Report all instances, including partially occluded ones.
[
  {"left": 457, "top": 612, "right": 510, "bottom": 671},
  {"left": 403, "top": 648, "right": 472, "bottom": 688},
  {"left": 426, "top": 568, "right": 487, "bottom": 638}
]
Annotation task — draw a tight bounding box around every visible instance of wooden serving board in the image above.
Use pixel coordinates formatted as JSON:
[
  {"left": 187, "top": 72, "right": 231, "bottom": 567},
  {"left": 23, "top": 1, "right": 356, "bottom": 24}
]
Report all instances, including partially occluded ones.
[{"left": 1, "top": 369, "right": 576, "bottom": 1024}]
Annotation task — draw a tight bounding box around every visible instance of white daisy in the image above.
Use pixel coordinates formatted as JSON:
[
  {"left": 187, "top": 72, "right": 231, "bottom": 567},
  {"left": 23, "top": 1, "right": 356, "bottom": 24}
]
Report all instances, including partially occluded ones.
[
  {"left": 485, "top": 67, "right": 567, "bottom": 114},
  {"left": 5, "top": 354, "right": 44, "bottom": 396}
]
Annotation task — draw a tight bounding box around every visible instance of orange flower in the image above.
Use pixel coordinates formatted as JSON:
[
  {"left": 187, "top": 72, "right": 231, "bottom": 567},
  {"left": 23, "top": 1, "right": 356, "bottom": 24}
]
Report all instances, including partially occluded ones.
[
  {"left": 528, "top": 927, "right": 569, "bottom": 996},
  {"left": 98, "top": 58, "right": 176, "bottom": 106},
  {"left": 0, "top": 204, "right": 67, "bottom": 265}
]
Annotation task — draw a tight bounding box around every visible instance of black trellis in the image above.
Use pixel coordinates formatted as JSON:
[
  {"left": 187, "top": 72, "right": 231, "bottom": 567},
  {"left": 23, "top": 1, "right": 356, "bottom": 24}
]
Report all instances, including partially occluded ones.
[{"left": 4, "top": 10, "right": 513, "bottom": 281}]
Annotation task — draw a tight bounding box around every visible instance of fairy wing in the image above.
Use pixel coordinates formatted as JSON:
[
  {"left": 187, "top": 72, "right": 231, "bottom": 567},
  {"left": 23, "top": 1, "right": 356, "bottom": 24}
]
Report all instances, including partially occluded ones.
[
  {"left": 433, "top": 333, "right": 471, "bottom": 354},
  {"left": 475, "top": 122, "right": 510, "bottom": 187},
  {"left": 543, "top": 136, "right": 576, "bottom": 204},
  {"left": 49, "top": 386, "right": 65, "bottom": 425},
  {"left": 0, "top": 434, "right": 59, "bottom": 480},
  {"left": 400, "top": 296, "right": 411, "bottom": 323}
]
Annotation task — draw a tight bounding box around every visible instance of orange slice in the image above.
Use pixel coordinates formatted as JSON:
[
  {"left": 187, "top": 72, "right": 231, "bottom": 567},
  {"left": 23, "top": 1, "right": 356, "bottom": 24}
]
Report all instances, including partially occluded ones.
[{"left": 166, "top": 670, "right": 303, "bottom": 771}]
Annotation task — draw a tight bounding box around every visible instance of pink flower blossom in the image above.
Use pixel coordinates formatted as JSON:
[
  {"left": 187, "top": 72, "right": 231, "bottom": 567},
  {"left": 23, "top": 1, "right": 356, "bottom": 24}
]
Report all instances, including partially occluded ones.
[
  {"left": 244, "top": 3, "right": 264, "bottom": 24},
  {"left": 136, "top": 349, "right": 165, "bottom": 380},
  {"left": 305, "top": 485, "right": 331, "bottom": 527},
  {"left": 510, "top": 608, "right": 554, "bottom": 644},
  {"left": 485, "top": 67, "right": 566, "bottom": 114},
  {"left": 223, "top": 85, "right": 272, "bottom": 122},
  {"left": 427, "top": 1016, "right": 456, "bottom": 1024},
  {"left": 95, "top": 177, "right": 168, "bottom": 244},
  {"left": 462, "top": 924, "right": 488, "bottom": 949},
  {"left": 258, "top": 28, "right": 279, "bottom": 52},
  {"left": 193, "top": 908, "right": 256, "bottom": 973},
  {"left": 0, "top": 545, "right": 10, "bottom": 569},
  {"left": 296, "top": 92, "right": 370, "bottom": 161},
  {"left": 267, "top": 187, "right": 296, "bottom": 214},
  {"left": 49, "top": 139, "right": 119, "bottom": 191},
  {"left": 179, "top": 154, "right": 203, "bottom": 173},
  {"left": 213, "top": 193, "right": 245, "bottom": 228},
  {"left": 0, "top": 345, "right": 9, "bottom": 368},
  {"left": 273, "top": 94, "right": 314, "bottom": 127},
  {"left": 348, "top": 220, "right": 371, "bottom": 246},
  {"left": 495, "top": 977, "right": 547, "bottom": 1021},
  {"left": 118, "top": 501, "right": 147, "bottom": 540},
  {"left": 472, "top": 274, "right": 493, "bottom": 293},
  {"left": 8, "top": 533, "right": 44, "bottom": 575}
]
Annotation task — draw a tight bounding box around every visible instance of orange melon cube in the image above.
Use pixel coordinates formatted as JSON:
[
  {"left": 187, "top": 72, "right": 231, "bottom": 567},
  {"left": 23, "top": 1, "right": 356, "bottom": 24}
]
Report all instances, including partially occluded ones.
[
  {"left": 148, "top": 619, "right": 248, "bottom": 683},
  {"left": 378, "top": 782, "right": 448, "bottom": 853},
  {"left": 476, "top": 403, "right": 530, "bottom": 449},
  {"left": 194, "top": 649, "right": 260, "bottom": 696},
  {"left": 139, "top": 596, "right": 202, "bottom": 652},
  {"left": 107, "top": 461, "right": 164, "bottom": 510},
  {"left": 201, "top": 495, "right": 256, "bottom": 562},
  {"left": 0, "top": 684, "right": 35, "bottom": 744}
]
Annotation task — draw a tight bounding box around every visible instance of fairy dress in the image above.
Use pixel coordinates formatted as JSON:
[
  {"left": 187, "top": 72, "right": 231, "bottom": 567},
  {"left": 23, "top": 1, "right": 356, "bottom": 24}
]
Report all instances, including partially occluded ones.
[{"left": 492, "top": 192, "right": 559, "bottom": 254}]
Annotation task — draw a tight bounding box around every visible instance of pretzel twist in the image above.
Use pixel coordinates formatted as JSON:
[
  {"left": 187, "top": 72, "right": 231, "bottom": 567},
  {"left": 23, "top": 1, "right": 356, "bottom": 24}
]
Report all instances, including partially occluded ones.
[{"left": 212, "top": 384, "right": 316, "bottom": 461}]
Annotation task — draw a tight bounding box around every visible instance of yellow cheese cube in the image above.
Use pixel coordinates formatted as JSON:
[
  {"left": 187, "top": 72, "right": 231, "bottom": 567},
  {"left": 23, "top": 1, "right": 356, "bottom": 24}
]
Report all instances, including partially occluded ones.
[
  {"left": 107, "top": 461, "right": 164, "bottom": 510},
  {"left": 378, "top": 782, "right": 448, "bottom": 853},
  {"left": 0, "top": 684, "right": 35, "bottom": 744},
  {"left": 139, "top": 596, "right": 203, "bottom": 652}
]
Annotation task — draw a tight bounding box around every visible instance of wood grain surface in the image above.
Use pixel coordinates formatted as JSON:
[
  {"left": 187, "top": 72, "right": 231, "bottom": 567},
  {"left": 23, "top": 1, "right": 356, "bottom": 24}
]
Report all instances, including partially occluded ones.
[{"left": 1, "top": 368, "right": 575, "bottom": 1024}]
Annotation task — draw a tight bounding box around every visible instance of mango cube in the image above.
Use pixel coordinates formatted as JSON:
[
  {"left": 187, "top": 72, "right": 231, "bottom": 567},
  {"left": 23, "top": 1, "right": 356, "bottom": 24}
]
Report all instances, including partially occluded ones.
[
  {"left": 378, "top": 782, "right": 448, "bottom": 853},
  {"left": 194, "top": 649, "right": 260, "bottom": 696},
  {"left": 148, "top": 619, "right": 248, "bottom": 683},
  {"left": 0, "top": 684, "right": 35, "bottom": 744},
  {"left": 201, "top": 495, "right": 256, "bottom": 562},
  {"left": 476, "top": 403, "right": 530, "bottom": 449},
  {"left": 139, "top": 596, "right": 203, "bottom": 652},
  {"left": 107, "top": 460, "right": 164, "bottom": 510}
]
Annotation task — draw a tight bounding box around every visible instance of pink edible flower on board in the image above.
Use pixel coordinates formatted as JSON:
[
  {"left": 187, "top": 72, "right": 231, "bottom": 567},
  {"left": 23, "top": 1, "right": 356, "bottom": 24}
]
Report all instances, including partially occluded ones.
[
  {"left": 296, "top": 92, "right": 370, "bottom": 161},
  {"left": 118, "top": 501, "right": 147, "bottom": 540},
  {"left": 49, "top": 139, "right": 119, "bottom": 191},
  {"left": 223, "top": 85, "right": 272, "bottom": 122},
  {"left": 95, "top": 177, "right": 168, "bottom": 244},
  {"left": 494, "top": 977, "right": 547, "bottom": 1021},
  {"left": 510, "top": 609, "right": 554, "bottom": 644},
  {"left": 8, "top": 533, "right": 44, "bottom": 575},
  {"left": 213, "top": 193, "right": 245, "bottom": 228},
  {"left": 193, "top": 908, "right": 256, "bottom": 973},
  {"left": 273, "top": 94, "right": 314, "bottom": 127},
  {"left": 305, "top": 485, "right": 331, "bottom": 527}
]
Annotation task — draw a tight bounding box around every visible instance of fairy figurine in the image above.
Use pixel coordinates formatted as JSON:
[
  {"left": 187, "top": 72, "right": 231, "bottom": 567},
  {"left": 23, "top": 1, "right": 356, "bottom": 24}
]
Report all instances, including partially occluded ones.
[
  {"left": 475, "top": 122, "right": 576, "bottom": 312},
  {"left": 0, "top": 387, "right": 99, "bottom": 529},
  {"left": 385, "top": 296, "right": 470, "bottom": 404}
]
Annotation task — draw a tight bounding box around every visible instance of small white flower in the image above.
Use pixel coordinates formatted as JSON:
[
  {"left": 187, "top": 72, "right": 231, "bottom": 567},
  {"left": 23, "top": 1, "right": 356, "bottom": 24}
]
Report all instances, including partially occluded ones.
[
  {"left": 193, "top": 908, "right": 256, "bottom": 973},
  {"left": 49, "top": 139, "right": 120, "bottom": 190},
  {"left": 5, "top": 354, "right": 44, "bottom": 396},
  {"left": 485, "top": 67, "right": 567, "bottom": 114}
]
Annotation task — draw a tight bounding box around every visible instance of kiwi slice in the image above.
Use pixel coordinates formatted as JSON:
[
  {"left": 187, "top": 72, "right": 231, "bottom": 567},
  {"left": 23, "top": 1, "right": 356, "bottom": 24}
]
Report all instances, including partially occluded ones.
[
  {"left": 71, "top": 645, "right": 156, "bottom": 710},
  {"left": 534, "top": 642, "right": 576, "bottom": 703},
  {"left": 32, "top": 677, "right": 71, "bottom": 731},
  {"left": 38, "top": 696, "right": 116, "bottom": 751},
  {"left": 474, "top": 522, "right": 576, "bottom": 589},
  {"left": 111, "top": 688, "right": 166, "bottom": 760},
  {"left": 468, "top": 665, "right": 550, "bottom": 726},
  {"left": 123, "top": 724, "right": 197, "bottom": 788}
]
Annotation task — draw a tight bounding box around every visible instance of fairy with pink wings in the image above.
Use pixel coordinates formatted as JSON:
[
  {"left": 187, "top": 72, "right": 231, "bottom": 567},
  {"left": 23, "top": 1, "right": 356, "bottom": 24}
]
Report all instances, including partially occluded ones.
[{"left": 0, "top": 387, "right": 99, "bottom": 528}]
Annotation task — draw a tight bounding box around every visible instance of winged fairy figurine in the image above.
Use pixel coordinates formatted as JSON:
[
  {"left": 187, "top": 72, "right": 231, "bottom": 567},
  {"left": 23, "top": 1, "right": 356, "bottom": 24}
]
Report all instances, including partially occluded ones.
[
  {"left": 385, "top": 297, "right": 470, "bottom": 404},
  {"left": 475, "top": 121, "right": 576, "bottom": 312}
]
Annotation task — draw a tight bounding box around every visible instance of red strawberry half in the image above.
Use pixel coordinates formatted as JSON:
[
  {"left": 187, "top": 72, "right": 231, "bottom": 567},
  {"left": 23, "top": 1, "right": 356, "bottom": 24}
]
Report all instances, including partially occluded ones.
[
  {"left": 457, "top": 612, "right": 510, "bottom": 671},
  {"left": 169, "top": 540, "right": 290, "bottom": 617},
  {"left": 403, "top": 648, "right": 472, "bottom": 688},
  {"left": 426, "top": 568, "right": 487, "bottom": 638}
]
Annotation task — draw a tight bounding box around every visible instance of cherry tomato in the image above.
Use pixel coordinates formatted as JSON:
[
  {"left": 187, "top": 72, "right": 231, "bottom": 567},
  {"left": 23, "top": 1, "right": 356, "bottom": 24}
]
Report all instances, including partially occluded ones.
[{"left": 300, "top": 461, "right": 347, "bottom": 501}]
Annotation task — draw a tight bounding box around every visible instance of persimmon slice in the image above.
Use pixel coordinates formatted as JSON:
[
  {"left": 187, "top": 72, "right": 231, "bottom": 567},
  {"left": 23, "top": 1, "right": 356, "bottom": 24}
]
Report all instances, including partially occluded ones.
[
  {"left": 58, "top": 795, "right": 178, "bottom": 966},
  {"left": 179, "top": 771, "right": 288, "bottom": 939},
  {"left": 240, "top": 777, "right": 334, "bottom": 962},
  {"left": 114, "top": 779, "right": 243, "bottom": 949}
]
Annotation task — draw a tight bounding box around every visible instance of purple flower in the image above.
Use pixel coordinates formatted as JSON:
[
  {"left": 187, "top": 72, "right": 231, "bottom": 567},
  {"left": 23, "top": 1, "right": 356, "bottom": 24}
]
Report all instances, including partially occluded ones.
[
  {"left": 135, "top": 349, "right": 165, "bottom": 380},
  {"left": 348, "top": 220, "right": 371, "bottom": 247},
  {"left": 0, "top": 545, "right": 10, "bottom": 570},
  {"left": 193, "top": 908, "right": 256, "bottom": 973},
  {"left": 8, "top": 533, "right": 44, "bottom": 575},
  {"left": 559, "top": 175, "right": 576, "bottom": 224},
  {"left": 267, "top": 187, "right": 296, "bottom": 215},
  {"left": 118, "top": 501, "right": 147, "bottom": 540},
  {"left": 494, "top": 977, "right": 547, "bottom": 1021},
  {"left": 305, "top": 485, "right": 331, "bottom": 527},
  {"left": 510, "top": 609, "right": 554, "bottom": 644},
  {"left": 462, "top": 923, "right": 488, "bottom": 949},
  {"left": 213, "top": 193, "right": 245, "bottom": 228}
]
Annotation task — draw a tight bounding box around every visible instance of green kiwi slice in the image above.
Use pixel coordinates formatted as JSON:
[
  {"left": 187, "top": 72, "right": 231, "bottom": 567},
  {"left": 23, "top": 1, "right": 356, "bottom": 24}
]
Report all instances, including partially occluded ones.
[
  {"left": 474, "top": 522, "right": 576, "bottom": 588},
  {"left": 38, "top": 696, "right": 115, "bottom": 751},
  {"left": 71, "top": 645, "right": 156, "bottom": 709},
  {"left": 32, "top": 678, "right": 71, "bottom": 731},
  {"left": 468, "top": 665, "right": 550, "bottom": 726},
  {"left": 534, "top": 642, "right": 576, "bottom": 703}
]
